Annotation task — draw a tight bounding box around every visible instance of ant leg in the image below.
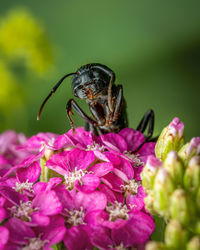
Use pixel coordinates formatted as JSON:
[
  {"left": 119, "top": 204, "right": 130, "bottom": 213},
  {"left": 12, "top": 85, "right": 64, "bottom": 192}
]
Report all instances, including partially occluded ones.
[
  {"left": 137, "top": 109, "right": 155, "bottom": 141},
  {"left": 112, "top": 85, "right": 123, "bottom": 121},
  {"left": 66, "top": 99, "right": 97, "bottom": 133},
  {"left": 85, "top": 122, "right": 98, "bottom": 135},
  {"left": 132, "top": 109, "right": 155, "bottom": 153}
]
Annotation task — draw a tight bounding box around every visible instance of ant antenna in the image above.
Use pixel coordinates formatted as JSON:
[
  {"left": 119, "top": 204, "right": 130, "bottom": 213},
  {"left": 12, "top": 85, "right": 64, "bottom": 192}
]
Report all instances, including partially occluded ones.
[{"left": 37, "top": 72, "right": 76, "bottom": 120}]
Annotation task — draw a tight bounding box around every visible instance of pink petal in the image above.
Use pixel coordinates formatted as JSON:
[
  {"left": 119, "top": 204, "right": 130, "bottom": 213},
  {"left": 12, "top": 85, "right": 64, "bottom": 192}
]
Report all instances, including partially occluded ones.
[
  {"left": 119, "top": 128, "right": 145, "bottom": 151},
  {"left": 46, "top": 151, "right": 69, "bottom": 176},
  {"left": 75, "top": 191, "right": 107, "bottom": 212},
  {"left": 31, "top": 212, "right": 50, "bottom": 226},
  {"left": 100, "top": 133, "right": 127, "bottom": 153},
  {"left": 0, "top": 226, "right": 9, "bottom": 247},
  {"left": 112, "top": 211, "right": 155, "bottom": 245},
  {"left": 32, "top": 190, "right": 62, "bottom": 215},
  {"left": 16, "top": 161, "right": 41, "bottom": 183},
  {"left": 88, "top": 162, "right": 113, "bottom": 177},
  {"left": 99, "top": 184, "right": 124, "bottom": 204},
  {"left": 64, "top": 225, "right": 92, "bottom": 250},
  {"left": 75, "top": 174, "right": 100, "bottom": 192},
  {"left": 138, "top": 142, "right": 155, "bottom": 156},
  {"left": 54, "top": 185, "right": 74, "bottom": 211},
  {"left": 5, "top": 218, "right": 35, "bottom": 244},
  {"left": 101, "top": 173, "right": 124, "bottom": 192},
  {"left": 67, "top": 148, "right": 95, "bottom": 171}
]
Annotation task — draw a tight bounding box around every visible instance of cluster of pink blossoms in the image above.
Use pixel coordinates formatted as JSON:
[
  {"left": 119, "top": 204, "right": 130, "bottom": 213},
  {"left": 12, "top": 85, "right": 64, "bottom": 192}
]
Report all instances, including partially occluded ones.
[{"left": 0, "top": 127, "right": 156, "bottom": 250}]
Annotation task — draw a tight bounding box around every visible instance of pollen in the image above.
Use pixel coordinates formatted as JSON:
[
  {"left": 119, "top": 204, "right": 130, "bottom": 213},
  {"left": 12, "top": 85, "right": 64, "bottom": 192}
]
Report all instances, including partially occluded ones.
[
  {"left": 9, "top": 200, "right": 37, "bottom": 222},
  {"left": 123, "top": 151, "right": 144, "bottom": 167},
  {"left": 121, "top": 179, "right": 141, "bottom": 195},
  {"left": 106, "top": 201, "right": 129, "bottom": 221},
  {"left": 86, "top": 142, "right": 105, "bottom": 152},
  {"left": 13, "top": 180, "right": 34, "bottom": 194},
  {"left": 64, "top": 167, "right": 86, "bottom": 190},
  {"left": 65, "top": 207, "right": 86, "bottom": 226},
  {"left": 22, "top": 237, "right": 48, "bottom": 250}
]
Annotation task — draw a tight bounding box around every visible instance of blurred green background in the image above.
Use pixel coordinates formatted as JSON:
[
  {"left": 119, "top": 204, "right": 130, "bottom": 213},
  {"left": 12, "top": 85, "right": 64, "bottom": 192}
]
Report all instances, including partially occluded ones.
[{"left": 0, "top": 0, "right": 200, "bottom": 141}]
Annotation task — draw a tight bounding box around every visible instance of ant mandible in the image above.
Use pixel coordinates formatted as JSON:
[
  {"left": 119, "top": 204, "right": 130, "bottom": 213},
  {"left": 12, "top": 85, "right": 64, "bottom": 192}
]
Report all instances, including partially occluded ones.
[{"left": 37, "top": 63, "right": 155, "bottom": 146}]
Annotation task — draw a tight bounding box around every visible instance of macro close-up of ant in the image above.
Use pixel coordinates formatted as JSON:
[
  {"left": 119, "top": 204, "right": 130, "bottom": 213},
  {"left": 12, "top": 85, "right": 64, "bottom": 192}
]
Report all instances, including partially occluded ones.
[{"left": 37, "top": 63, "right": 155, "bottom": 147}]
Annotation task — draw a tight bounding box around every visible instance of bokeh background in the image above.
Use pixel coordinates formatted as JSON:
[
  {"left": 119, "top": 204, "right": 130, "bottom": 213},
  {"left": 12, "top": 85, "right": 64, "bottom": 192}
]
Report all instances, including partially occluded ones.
[{"left": 0, "top": 0, "right": 200, "bottom": 141}]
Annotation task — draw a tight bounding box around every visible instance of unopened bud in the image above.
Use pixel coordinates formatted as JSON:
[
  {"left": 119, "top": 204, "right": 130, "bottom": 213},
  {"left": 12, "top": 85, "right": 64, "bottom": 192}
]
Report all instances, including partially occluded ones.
[
  {"left": 153, "top": 168, "right": 175, "bottom": 217},
  {"left": 170, "top": 189, "right": 195, "bottom": 227},
  {"left": 196, "top": 187, "right": 200, "bottom": 212},
  {"left": 155, "top": 118, "right": 184, "bottom": 161},
  {"left": 141, "top": 155, "right": 162, "bottom": 192},
  {"left": 184, "top": 156, "right": 200, "bottom": 194},
  {"left": 163, "top": 151, "right": 184, "bottom": 186},
  {"left": 165, "top": 220, "right": 189, "bottom": 249},
  {"left": 146, "top": 241, "right": 166, "bottom": 250},
  {"left": 186, "top": 236, "right": 200, "bottom": 250},
  {"left": 179, "top": 137, "right": 200, "bottom": 166},
  {"left": 144, "top": 192, "right": 155, "bottom": 214}
]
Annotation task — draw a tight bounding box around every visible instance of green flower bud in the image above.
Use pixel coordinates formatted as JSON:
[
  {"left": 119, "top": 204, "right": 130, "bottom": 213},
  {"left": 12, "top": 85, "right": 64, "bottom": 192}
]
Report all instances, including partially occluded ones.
[
  {"left": 153, "top": 168, "right": 175, "bottom": 217},
  {"left": 196, "top": 187, "right": 200, "bottom": 212},
  {"left": 141, "top": 155, "right": 162, "bottom": 192},
  {"left": 155, "top": 118, "right": 184, "bottom": 161},
  {"left": 186, "top": 236, "right": 200, "bottom": 250},
  {"left": 179, "top": 137, "right": 200, "bottom": 166},
  {"left": 145, "top": 241, "right": 167, "bottom": 250},
  {"left": 165, "top": 220, "right": 189, "bottom": 249},
  {"left": 144, "top": 192, "right": 155, "bottom": 214},
  {"left": 163, "top": 151, "right": 184, "bottom": 186},
  {"left": 169, "top": 189, "right": 195, "bottom": 227},
  {"left": 184, "top": 156, "right": 200, "bottom": 195},
  {"left": 194, "top": 221, "right": 200, "bottom": 235}
]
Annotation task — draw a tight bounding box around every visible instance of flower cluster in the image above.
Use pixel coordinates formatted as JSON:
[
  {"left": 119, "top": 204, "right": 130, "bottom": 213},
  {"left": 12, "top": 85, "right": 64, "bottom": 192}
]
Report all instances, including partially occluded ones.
[
  {"left": 0, "top": 127, "right": 156, "bottom": 249},
  {"left": 142, "top": 118, "right": 200, "bottom": 250}
]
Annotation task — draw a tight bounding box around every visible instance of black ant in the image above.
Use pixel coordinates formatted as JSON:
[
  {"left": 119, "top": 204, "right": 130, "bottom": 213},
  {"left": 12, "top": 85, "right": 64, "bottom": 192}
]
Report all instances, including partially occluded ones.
[{"left": 37, "top": 63, "right": 155, "bottom": 146}]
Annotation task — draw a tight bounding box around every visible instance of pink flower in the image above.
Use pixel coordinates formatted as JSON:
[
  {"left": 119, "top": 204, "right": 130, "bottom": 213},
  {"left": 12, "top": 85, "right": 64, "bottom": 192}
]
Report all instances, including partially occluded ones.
[{"left": 0, "top": 127, "right": 156, "bottom": 248}]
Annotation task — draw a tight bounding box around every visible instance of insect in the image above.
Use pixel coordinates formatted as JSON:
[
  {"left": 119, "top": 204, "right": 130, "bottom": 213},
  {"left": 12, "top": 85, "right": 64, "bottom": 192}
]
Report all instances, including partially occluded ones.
[{"left": 37, "top": 63, "right": 155, "bottom": 146}]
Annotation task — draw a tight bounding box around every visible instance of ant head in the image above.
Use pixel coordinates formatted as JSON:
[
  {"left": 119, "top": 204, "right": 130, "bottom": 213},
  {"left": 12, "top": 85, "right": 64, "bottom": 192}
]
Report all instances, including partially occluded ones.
[{"left": 72, "top": 63, "right": 115, "bottom": 100}]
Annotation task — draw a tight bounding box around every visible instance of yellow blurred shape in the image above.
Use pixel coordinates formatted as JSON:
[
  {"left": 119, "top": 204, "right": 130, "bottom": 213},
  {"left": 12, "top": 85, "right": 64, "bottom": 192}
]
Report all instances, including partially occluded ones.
[
  {"left": 0, "top": 8, "right": 53, "bottom": 75},
  {"left": 0, "top": 60, "right": 23, "bottom": 111}
]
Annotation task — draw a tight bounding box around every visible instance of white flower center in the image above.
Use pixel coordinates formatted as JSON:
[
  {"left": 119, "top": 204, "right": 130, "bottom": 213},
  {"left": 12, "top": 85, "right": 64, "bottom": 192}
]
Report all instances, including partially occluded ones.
[
  {"left": 109, "top": 243, "right": 133, "bottom": 250},
  {"left": 123, "top": 151, "right": 143, "bottom": 167},
  {"left": 65, "top": 207, "right": 86, "bottom": 226},
  {"left": 22, "top": 237, "right": 48, "bottom": 250},
  {"left": 106, "top": 202, "right": 129, "bottom": 221},
  {"left": 121, "top": 179, "right": 141, "bottom": 195},
  {"left": 86, "top": 142, "right": 105, "bottom": 152},
  {"left": 13, "top": 180, "right": 34, "bottom": 194},
  {"left": 64, "top": 167, "right": 86, "bottom": 190},
  {"left": 10, "top": 200, "right": 37, "bottom": 222}
]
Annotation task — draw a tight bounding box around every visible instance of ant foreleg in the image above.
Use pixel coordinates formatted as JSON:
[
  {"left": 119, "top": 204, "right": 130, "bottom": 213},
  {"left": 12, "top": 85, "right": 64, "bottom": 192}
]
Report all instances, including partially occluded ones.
[
  {"left": 132, "top": 109, "right": 155, "bottom": 153},
  {"left": 112, "top": 85, "right": 123, "bottom": 121},
  {"left": 137, "top": 109, "right": 155, "bottom": 140},
  {"left": 66, "top": 99, "right": 97, "bottom": 133},
  {"left": 85, "top": 122, "right": 98, "bottom": 135}
]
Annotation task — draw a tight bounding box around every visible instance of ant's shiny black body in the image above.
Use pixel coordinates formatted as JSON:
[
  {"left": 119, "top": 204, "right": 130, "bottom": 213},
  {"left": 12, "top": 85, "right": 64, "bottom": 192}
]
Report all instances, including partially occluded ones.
[{"left": 37, "top": 63, "right": 154, "bottom": 142}]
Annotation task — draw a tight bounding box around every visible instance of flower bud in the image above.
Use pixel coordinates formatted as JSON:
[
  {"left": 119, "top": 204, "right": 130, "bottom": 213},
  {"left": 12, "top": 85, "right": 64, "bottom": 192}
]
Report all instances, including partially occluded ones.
[
  {"left": 155, "top": 118, "right": 184, "bottom": 161},
  {"left": 165, "top": 220, "right": 189, "bottom": 249},
  {"left": 179, "top": 137, "right": 200, "bottom": 166},
  {"left": 186, "top": 236, "right": 200, "bottom": 250},
  {"left": 169, "top": 189, "right": 195, "bottom": 227},
  {"left": 153, "top": 168, "right": 175, "bottom": 217},
  {"left": 144, "top": 192, "right": 155, "bottom": 214},
  {"left": 184, "top": 156, "right": 200, "bottom": 194},
  {"left": 146, "top": 241, "right": 166, "bottom": 250},
  {"left": 163, "top": 151, "right": 184, "bottom": 186},
  {"left": 141, "top": 155, "right": 162, "bottom": 192},
  {"left": 196, "top": 187, "right": 200, "bottom": 212}
]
